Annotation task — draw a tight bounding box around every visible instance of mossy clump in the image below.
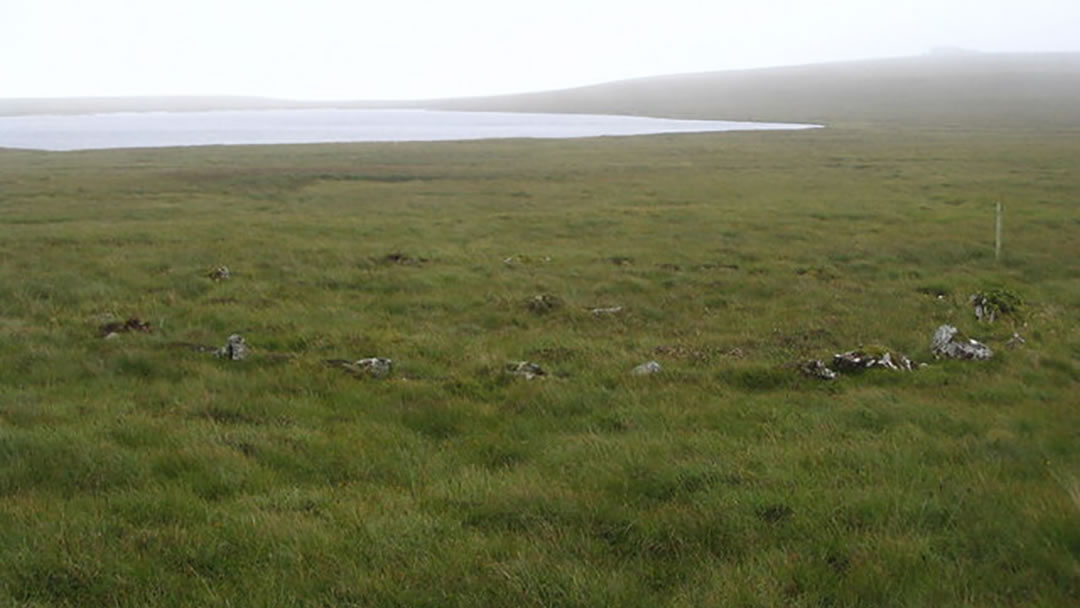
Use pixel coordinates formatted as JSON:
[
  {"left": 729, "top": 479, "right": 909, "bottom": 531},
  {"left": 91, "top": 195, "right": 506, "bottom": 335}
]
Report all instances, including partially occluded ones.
[{"left": 971, "top": 287, "right": 1024, "bottom": 323}]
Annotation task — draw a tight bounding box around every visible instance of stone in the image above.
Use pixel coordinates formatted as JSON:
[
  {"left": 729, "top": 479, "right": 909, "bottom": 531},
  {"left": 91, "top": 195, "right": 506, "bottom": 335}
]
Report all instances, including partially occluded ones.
[
  {"left": 381, "top": 253, "right": 428, "bottom": 266},
  {"left": 208, "top": 266, "right": 231, "bottom": 281},
  {"left": 99, "top": 317, "right": 152, "bottom": 338},
  {"left": 631, "top": 360, "right": 663, "bottom": 375},
  {"left": 830, "top": 349, "right": 916, "bottom": 374},
  {"left": 215, "top": 334, "right": 248, "bottom": 361},
  {"left": 801, "top": 359, "right": 837, "bottom": 380},
  {"left": 507, "top": 360, "right": 546, "bottom": 380},
  {"left": 1006, "top": 332, "right": 1026, "bottom": 349},
  {"left": 930, "top": 324, "right": 993, "bottom": 360},
  {"left": 352, "top": 357, "right": 393, "bottom": 378},
  {"left": 503, "top": 254, "right": 551, "bottom": 266},
  {"left": 589, "top": 306, "right": 623, "bottom": 317},
  {"left": 526, "top": 294, "right": 562, "bottom": 314}
]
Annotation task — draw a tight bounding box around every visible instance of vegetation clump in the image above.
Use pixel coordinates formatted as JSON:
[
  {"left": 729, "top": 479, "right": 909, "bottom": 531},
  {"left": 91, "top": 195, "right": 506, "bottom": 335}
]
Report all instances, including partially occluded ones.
[{"left": 971, "top": 287, "right": 1025, "bottom": 323}]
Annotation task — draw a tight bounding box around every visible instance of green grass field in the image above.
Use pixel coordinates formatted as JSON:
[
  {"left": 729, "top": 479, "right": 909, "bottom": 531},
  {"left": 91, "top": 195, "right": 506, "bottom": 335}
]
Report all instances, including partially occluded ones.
[{"left": 2, "top": 87, "right": 1079, "bottom": 604}]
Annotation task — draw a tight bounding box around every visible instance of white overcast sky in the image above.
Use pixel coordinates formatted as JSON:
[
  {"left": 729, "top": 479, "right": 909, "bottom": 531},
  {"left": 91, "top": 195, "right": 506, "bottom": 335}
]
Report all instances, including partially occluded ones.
[{"left": 2, "top": 0, "right": 1078, "bottom": 100}]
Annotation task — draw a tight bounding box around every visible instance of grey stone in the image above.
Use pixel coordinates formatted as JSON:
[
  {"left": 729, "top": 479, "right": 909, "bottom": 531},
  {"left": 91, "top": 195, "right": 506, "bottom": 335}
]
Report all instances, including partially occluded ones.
[
  {"left": 352, "top": 357, "right": 393, "bottom": 378},
  {"left": 216, "top": 334, "right": 248, "bottom": 361},
  {"left": 931, "top": 324, "right": 993, "bottom": 360},
  {"left": 589, "top": 306, "right": 623, "bottom": 317},
  {"left": 208, "top": 266, "right": 231, "bottom": 281},
  {"left": 1006, "top": 332, "right": 1026, "bottom": 349},
  {"left": 526, "top": 294, "right": 562, "bottom": 314},
  {"left": 831, "top": 349, "right": 916, "bottom": 374},
  {"left": 801, "top": 359, "right": 837, "bottom": 380},
  {"left": 507, "top": 360, "right": 546, "bottom": 380},
  {"left": 631, "top": 360, "right": 663, "bottom": 375}
]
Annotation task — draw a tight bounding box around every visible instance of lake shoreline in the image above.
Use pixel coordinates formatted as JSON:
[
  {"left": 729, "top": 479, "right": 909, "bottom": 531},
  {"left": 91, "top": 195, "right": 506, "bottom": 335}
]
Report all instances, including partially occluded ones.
[{"left": 0, "top": 108, "right": 822, "bottom": 151}]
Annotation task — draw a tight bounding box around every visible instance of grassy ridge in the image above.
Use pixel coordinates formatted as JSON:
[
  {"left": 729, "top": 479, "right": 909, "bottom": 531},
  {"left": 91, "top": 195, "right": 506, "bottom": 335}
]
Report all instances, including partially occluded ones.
[
  {"left": 428, "top": 53, "right": 1080, "bottom": 127},
  {"left": 1, "top": 125, "right": 1078, "bottom": 605}
]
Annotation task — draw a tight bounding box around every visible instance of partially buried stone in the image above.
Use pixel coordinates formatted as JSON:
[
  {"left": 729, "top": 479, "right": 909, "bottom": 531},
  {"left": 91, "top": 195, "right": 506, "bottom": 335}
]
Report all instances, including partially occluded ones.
[
  {"left": 507, "top": 361, "right": 546, "bottom": 380},
  {"left": 589, "top": 306, "right": 623, "bottom": 317},
  {"left": 351, "top": 357, "right": 393, "bottom": 378},
  {"left": 208, "top": 266, "right": 231, "bottom": 281},
  {"left": 801, "top": 359, "right": 837, "bottom": 380},
  {"left": 99, "top": 317, "right": 152, "bottom": 338},
  {"left": 631, "top": 360, "right": 662, "bottom": 375},
  {"left": 930, "top": 325, "right": 993, "bottom": 360},
  {"left": 832, "top": 349, "right": 916, "bottom": 373},
  {"left": 216, "top": 334, "right": 248, "bottom": 361},
  {"left": 1006, "top": 332, "right": 1026, "bottom": 349},
  {"left": 526, "top": 294, "right": 562, "bottom": 314}
]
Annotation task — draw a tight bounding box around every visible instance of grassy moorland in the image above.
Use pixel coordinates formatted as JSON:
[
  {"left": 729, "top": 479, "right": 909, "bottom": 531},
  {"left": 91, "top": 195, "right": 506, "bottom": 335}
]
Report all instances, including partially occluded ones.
[{"left": 1, "top": 60, "right": 1079, "bottom": 606}]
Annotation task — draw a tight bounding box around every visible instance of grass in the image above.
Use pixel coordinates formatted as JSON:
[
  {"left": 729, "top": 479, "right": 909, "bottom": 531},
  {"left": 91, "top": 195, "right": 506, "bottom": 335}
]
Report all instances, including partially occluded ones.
[{"left": 0, "top": 123, "right": 1078, "bottom": 606}]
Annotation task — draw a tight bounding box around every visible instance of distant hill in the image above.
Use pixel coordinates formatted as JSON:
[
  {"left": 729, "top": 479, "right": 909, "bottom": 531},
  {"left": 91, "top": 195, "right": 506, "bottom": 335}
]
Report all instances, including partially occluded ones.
[
  {"left": 423, "top": 53, "right": 1080, "bottom": 128},
  {"left": 3, "top": 53, "right": 1079, "bottom": 128}
]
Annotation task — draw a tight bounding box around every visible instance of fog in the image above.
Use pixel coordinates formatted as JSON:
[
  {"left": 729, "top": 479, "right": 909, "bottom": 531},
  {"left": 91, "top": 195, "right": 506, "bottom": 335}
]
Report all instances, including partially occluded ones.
[{"left": 2, "top": 0, "right": 1078, "bottom": 100}]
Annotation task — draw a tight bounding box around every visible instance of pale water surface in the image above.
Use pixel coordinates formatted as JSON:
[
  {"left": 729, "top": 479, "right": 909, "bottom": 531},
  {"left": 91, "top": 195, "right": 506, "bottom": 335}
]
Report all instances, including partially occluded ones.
[{"left": 0, "top": 109, "right": 820, "bottom": 151}]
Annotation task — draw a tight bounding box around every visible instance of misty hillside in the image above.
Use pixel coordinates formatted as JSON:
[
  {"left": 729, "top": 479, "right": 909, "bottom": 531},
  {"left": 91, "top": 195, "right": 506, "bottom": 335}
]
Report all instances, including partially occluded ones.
[
  {"left": 423, "top": 53, "right": 1080, "bottom": 127},
  {"left": 3, "top": 53, "right": 1079, "bottom": 128}
]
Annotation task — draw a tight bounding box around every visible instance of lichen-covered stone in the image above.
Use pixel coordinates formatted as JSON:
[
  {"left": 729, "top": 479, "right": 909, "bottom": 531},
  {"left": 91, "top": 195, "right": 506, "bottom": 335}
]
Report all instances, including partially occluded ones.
[
  {"left": 507, "top": 361, "right": 546, "bottom": 380},
  {"left": 216, "top": 334, "right": 248, "bottom": 361},
  {"left": 589, "top": 306, "right": 623, "bottom": 317},
  {"left": 1006, "top": 332, "right": 1026, "bottom": 349},
  {"left": 832, "top": 349, "right": 916, "bottom": 373},
  {"left": 526, "top": 294, "right": 562, "bottom": 314},
  {"left": 801, "top": 359, "right": 837, "bottom": 380},
  {"left": 99, "top": 317, "right": 152, "bottom": 338},
  {"left": 352, "top": 357, "right": 393, "bottom": 378},
  {"left": 631, "top": 360, "right": 663, "bottom": 375},
  {"left": 931, "top": 325, "right": 993, "bottom": 360},
  {"left": 208, "top": 266, "right": 231, "bottom": 281}
]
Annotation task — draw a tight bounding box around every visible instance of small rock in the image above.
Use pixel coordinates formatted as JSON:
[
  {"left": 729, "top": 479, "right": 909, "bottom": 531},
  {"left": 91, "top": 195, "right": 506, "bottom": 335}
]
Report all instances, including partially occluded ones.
[
  {"left": 930, "top": 324, "right": 993, "bottom": 360},
  {"left": 631, "top": 360, "right": 663, "bottom": 376},
  {"left": 208, "top": 266, "right": 231, "bottom": 281},
  {"left": 215, "top": 334, "right": 248, "bottom": 361},
  {"left": 503, "top": 254, "right": 551, "bottom": 266},
  {"left": 382, "top": 252, "right": 427, "bottom": 266},
  {"left": 1006, "top": 332, "right": 1026, "bottom": 349},
  {"left": 328, "top": 357, "right": 394, "bottom": 378},
  {"left": 354, "top": 357, "right": 393, "bottom": 378},
  {"left": 589, "top": 306, "right": 623, "bottom": 317},
  {"left": 99, "top": 317, "right": 152, "bottom": 338},
  {"left": 507, "top": 361, "right": 546, "bottom": 380},
  {"left": 801, "top": 359, "right": 837, "bottom": 380},
  {"left": 526, "top": 294, "right": 562, "bottom": 314}
]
